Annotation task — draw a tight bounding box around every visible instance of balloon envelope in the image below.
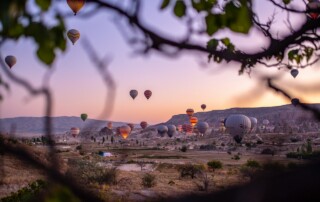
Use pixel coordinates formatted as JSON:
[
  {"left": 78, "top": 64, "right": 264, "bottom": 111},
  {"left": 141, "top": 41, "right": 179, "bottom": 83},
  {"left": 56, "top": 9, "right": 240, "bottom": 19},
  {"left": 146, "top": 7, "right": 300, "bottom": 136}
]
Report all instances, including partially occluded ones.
[
  {"left": 67, "top": 29, "right": 80, "bottom": 45},
  {"left": 127, "top": 123, "right": 135, "bottom": 131},
  {"left": 140, "top": 121, "right": 148, "bottom": 129},
  {"left": 144, "top": 90, "right": 152, "bottom": 100},
  {"left": 249, "top": 117, "right": 258, "bottom": 130},
  {"left": 182, "top": 124, "right": 193, "bottom": 133},
  {"left": 80, "top": 113, "right": 88, "bottom": 121},
  {"left": 189, "top": 116, "right": 198, "bottom": 127},
  {"left": 197, "top": 122, "right": 209, "bottom": 134},
  {"left": 290, "top": 69, "right": 299, "bottom": 78},
  {"left": 70, "top": 127, "right": 80, "bottom": 138},
  {"left": 186, "top": 108, "right": 194, "bottom": 117},
  {"left": 307, "top": 0, "right": 320, "bottom": 19},
  {"left": 201, "top": 104, "right": 206, "bottom": 111},
  {"left": 130, "top": 89, "right": 138, "bottom": 100},
  {"left": 291, "top": 98, "right": 300, "bottom": 107},
  {"left": 67, "top": 0, "right": 85, "bottom": 15},
  {"left": 262, "top": 119, "right": 269, "bottom": 125},
  {"left": 107, "top": 122, "right": 113, "bottom": 129},
  {"left": 157, "top": 125, "right": 168, "bottom": 137},
  {"left": 225, "top": 114, "right": 251, "bottom": 143},
  {"left": 5, "top": 56, "right": 16, "bottom": 68},
  {"left": 120, "top": 125, "right": 131, "bottom": 139},
  {"left": 167, "top": 125, "right": 176, "bottom": 137}
]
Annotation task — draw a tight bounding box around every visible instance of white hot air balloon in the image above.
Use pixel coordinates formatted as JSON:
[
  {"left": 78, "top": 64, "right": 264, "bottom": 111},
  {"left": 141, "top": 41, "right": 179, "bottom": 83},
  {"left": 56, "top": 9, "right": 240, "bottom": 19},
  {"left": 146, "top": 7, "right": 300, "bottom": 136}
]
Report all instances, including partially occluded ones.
[
  {"left": 263, "top": 119, "right": 270, "bottom": 126},
  {"left": 225, "top": 114, "right": 251, "bottom": 143},
  {"left": 157, "top": 125, "right": 168, "bottom": 137},
  {"left": 197, "top": 122, "right": 209, "bottom": 135},
  {"left": 249, "top": 117, "right": 258, "bottom": 132},
  {"left": 167, "top": 125, "right": 176, "bottom": 138}
]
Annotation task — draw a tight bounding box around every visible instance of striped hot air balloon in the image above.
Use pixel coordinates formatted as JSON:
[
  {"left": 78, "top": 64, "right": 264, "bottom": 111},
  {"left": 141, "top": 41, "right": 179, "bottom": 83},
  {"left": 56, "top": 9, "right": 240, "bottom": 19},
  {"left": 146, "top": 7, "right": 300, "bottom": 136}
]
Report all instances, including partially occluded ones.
[
  {"left": 182, "top": 124, "right": 193, "bottom": 133},
  {"left": 186, "top": 108, "right": 194, "bottom": 117},
  {"left": 5, "top": 56, "right": 16, "bottom": 69},
  {"left": 140, "top": 121, "right": 148, "bottom": 129},
  {"left": 307, "top": 0, "right": 320, "bottom": 19},
  {"left": 144, "top": 90, "right": 152, "bottom": 100},
  {"left": 70, "top": 127, "right": 80, "bottom": 138},
  {"left": 120, "top": 125, "right": 131, "bottom": 139},
  {"left": 67, "top": 29, "right": 80, "bottom": 45},
  {"left": 189, "top": 116, "right": 198, "bottom": 127},
  {"left": 225, "top": 114, "right": 251, "bottom": 143},
  {"left": 67, "top": 0, "right": 85, "bottom": 15}
]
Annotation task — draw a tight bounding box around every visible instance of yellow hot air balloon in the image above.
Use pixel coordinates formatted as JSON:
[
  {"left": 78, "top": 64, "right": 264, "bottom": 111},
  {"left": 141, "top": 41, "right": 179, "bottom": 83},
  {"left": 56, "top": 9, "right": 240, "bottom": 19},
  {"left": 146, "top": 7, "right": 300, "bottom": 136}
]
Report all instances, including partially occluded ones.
[
  {"left": 67, "top": 29, "right": 80, "bottom": 45},
  {"left": 120, "top": 125, "right": 131, "bottom": 139},
  {"left": 67, "top": 0, "right": 85, "bottom": 15}
]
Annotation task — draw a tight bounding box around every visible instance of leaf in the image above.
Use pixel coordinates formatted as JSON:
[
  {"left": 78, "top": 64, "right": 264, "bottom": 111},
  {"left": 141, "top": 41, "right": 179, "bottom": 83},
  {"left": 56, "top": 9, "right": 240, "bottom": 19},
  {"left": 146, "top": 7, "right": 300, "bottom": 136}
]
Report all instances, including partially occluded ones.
[
  {"left": 224, "top": 0, "right": 252, "bottom": 33},
  {"left": 221, "top": 38, "right": 230, "bottom": 46},
  {"left": 207, "top": 38, "right": 219, "bottom": 51},
  {"left": 160, "top": 0, "right": 170, "bottom": 10},
  {"left": 174, "top": 1, "right": 186, "bottom": 18},
  {"left": 304, "top": 47, "right": 314, "bottom": 62},
  {"left": 37, "top": 46, "right": 55, "bottom": 65},
  {"left": 205, "top": 14, "right": 221, "bottom": 35},
  {"left": 288, "top": 49, "right": 299, "bottom": 61},
  {"left": 282, "top": 0, "right": 291, "bottom": 5},
  {"left": 35, "top": 0, "right": 51, "bottom": 11}
]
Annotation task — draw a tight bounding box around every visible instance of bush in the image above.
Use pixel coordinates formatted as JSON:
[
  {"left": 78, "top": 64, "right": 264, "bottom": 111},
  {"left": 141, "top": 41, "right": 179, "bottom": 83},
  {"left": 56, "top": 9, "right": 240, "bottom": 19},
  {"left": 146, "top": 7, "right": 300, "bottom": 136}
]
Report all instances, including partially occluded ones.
[
  {"left": 261, "top": 148, "right": 275, "bottom": 155},
  {"left": 180, "top": 145, "right": 188, "bottom": 152},
  {"left": 178, "top": 164, "right": 205, "bottom": 179},
  {"left": 200, "top": 144, "right": 215, "bottom": 150},
  {"left": 207, "top": 160, "right": 222, "bottom": 170},
  {"left": 76, "top": 145, "right": 82, "bottom": 150},
  {"left": 232, "top": 155, "right": 240, "bottom": 160},
  {"left": 245, "top": 160, "right": 260, "bottom": 168},
  {"left": 142, "top": 173, "right": 156, "bottom": 188}
]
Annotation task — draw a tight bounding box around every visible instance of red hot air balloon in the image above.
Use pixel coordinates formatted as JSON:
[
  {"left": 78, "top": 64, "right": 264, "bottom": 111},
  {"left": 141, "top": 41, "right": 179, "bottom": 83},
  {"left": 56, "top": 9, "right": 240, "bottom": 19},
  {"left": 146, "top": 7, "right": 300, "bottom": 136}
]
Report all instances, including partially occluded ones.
[
  {"left": 70, "top": 127, "right": 80, "bottom": 138},
  {"left": 140, "top": 121, "right": 148, "bottom": 129},
  {"left": 307, "top": 0, "right": 320, "bottom": 19},
  {"left": 186, "top": 108, "right": 194, "bottom": 117},
  {"left": 120, "top": 125, "right": 131, "bottom": 139},
  {"left": 201, "top": 104, "right": 206, "bottom": 111},
  {"left": 189, "top": 116, "right": 198, "bottom": 127},
  {"left": 182, "top": 124, "right": 193, "bottom": 133},
  {"left": 144, "top": 90, "right": 152, "bottom": 100}
]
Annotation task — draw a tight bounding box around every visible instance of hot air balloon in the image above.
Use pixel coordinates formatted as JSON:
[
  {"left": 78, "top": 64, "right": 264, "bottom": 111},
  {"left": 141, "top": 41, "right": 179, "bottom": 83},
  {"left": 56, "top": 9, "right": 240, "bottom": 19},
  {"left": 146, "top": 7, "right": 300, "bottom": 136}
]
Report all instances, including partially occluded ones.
[
  {"left": 182, "top": 124, "right": 193, "bottom": 133},
  {"left": 157, "top": 125, "right": 168, "bottom": 137},
  {"left": 176, "top": 125, "right": 182, "bottom": 132},
  {"left": 127, "top": 123, "right": 135, "bottom": 131},
  {"left": 116, "top": 127, "right": 121, "bottom": 135},
  {"left": 291, "top": 98, "right": 300, "bottom": 107},
  {"left": 80, "top": 113, "right": 88, "bottom": 121},
  {"left": 186, "top": 108, "right": 194, "bottom": 117},
  {"left": 107, "top": 122, "right": 113, "bottom": 129},
  {"left": 144, "top": 90, "right": 152, "bottom": 100},
  {"left": 5, "top": 56, "right": 17, "bottom": 69},
  {"left": 197, "top": 122, "right": 209, "bottom": 134},
  {"left": 189, "top": 116, "right": 198, "bottom": 127},
  {"left": 120, "top": 125, "right": 131, "bottom": 139},
  {"left": 129, "top": 89, "right": 138, "bottom": 100},
  {"left": 201, "top": 104, "right": 206, "bottom": 111},
  {"left": 67, "top": 29, "right": 80, "bottom": 45},
  {"left": 225, "top": 114, "right": 251, "bottom": 143},
  {"left": 307, "top": 0, "right": 320, "bottom": 19},
  {"left": 249, "top": 117, "right": 258, "bottom": 132},
  {"left": 262, "top": 119, "right": 269, "bottom": 125},
  {"left": 290, "top": 69, "right": 299, "bottom": 78},
  {"left": 140, "top": 121, "right": 148, "bottom": 129},
  {"left": 167, "top": 125, "right": 176, "bottom": 138},
  {"left": 70, "top": 127, "right": 80, "bottom": 138},
  {"left": 67, "top": 0, "right": 85, "bottom": 15}
]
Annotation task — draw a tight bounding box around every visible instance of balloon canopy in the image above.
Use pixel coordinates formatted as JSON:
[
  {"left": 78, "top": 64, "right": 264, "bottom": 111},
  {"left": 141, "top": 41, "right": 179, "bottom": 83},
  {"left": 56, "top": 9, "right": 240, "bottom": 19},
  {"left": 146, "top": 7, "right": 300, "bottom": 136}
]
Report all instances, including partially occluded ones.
[
  {"left": 5, "top": 56, "right": 17, "bottom": 68},
  {"left": 144, "top": 90, "right": 152, "bottom": 100},
  {"left": 129, "top": 89, "right": 138, "bottom": 100},
  {"left": 80, "top": 113, "right": 88, "bottom": 121},
  {"left": 67, "top": 0, "right": 85, "bottom": 15}
]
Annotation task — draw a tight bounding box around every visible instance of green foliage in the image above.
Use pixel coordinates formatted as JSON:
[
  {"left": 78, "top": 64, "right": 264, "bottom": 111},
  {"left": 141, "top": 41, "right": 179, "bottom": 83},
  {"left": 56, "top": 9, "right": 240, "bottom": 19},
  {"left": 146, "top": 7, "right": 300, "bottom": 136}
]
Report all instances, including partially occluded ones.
[
  {"left": 286, "top": 150, "right": 320, "bottom": 160},
  {"left": 1, "top": 180, "right": 46, "bottom": 202},
  {"left": 283, "top": 0, "right": 291, "bottom": 5},
  {"left": 174, "top": 1, "right": 186, "bottom": 18},
  {"left": 160, "top": 0, "right": 171, "bottom": 10},
  {"left": 178, "top": 163, "right": 205, "bottom": 179},
  {"left": 207, "top": 160, "right": 222, "bottom": 170},
  {"left": 141, "top": 173, "right": 156, "bottom": 188},
  {"left": 0, "top": 1, "right": 66, "bottom": 65},
  {"left": 245, "top": 159, "right": 260, "bottom": 168}
]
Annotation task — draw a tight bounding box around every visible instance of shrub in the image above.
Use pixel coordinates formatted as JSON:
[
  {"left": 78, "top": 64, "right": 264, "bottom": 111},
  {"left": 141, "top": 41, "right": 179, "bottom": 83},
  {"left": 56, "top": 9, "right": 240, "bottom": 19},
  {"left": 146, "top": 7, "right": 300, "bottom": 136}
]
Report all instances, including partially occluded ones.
[
  {"left": 232, "top": 155, "right": 240, "bottom": 160},
  {"left": 200, "top": 144, "right": 215, "bottom": 150},
  {"left": 261, "top": 148, "right": 275, "bottom": 155},
  {"left": 245, "top": 160, "right": 260, "bottom": 168},
  {"left": 142, "top": 173, "right": 156, "bottom": 188},
  {"left": 180, "top": 145, "right": 188, "bottom": 152},
  {"left": 178, "top": 164, "right": 205, "bottom": 179},
  {"left": 207, "top": 160, "right": 222, "bottom": 170},
  {"left": 76, "top": 145, "right": 82, "bottom": 150}
]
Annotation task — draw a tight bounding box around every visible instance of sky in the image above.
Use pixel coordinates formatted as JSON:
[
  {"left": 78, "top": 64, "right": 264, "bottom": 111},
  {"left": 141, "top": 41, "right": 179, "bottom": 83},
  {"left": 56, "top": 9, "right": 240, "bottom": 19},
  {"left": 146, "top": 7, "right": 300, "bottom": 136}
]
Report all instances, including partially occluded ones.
[{"left": 1, "top": 0, "right": 320, "bottom": 124}]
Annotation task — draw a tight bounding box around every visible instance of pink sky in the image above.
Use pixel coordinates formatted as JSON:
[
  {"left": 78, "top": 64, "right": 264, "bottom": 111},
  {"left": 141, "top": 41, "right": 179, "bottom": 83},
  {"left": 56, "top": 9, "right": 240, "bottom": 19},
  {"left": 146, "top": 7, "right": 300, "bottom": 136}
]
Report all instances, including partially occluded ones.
[{"left": 1, "top": 0, "right": 320, "bottom": 124}]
